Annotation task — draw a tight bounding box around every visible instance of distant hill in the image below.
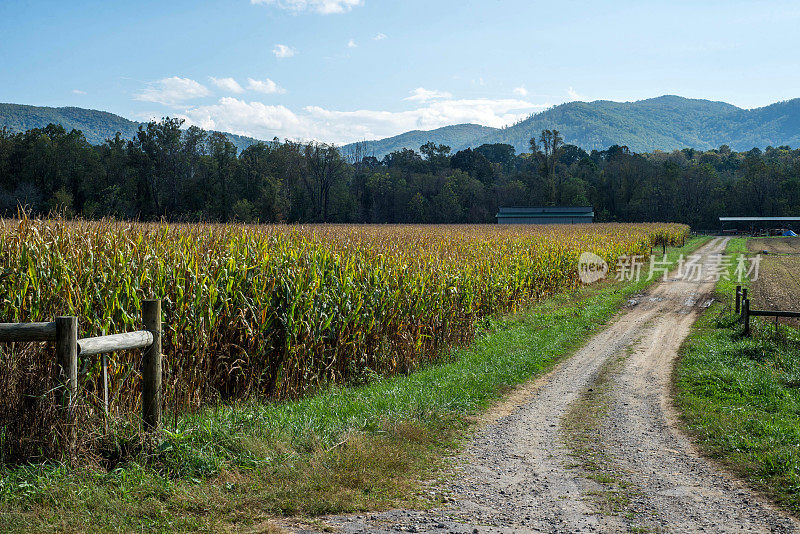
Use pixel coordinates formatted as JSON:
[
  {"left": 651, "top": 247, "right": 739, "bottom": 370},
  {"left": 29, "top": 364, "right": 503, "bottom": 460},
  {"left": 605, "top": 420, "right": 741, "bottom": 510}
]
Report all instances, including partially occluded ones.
[
  {"left": 343, "top": 96, "right": 800, "bottom": 157},
  {"left": 0, "top": 103, "right": 140, "bottom": 145},
  {"left": 0, "top": 103, "right": 261, "bottom": 152},
  {"left": 4, "top": 97, "right": 800, "bottom": 158},
  {"left": 341, "top": 124, "right": 496, "bottom": 159}
]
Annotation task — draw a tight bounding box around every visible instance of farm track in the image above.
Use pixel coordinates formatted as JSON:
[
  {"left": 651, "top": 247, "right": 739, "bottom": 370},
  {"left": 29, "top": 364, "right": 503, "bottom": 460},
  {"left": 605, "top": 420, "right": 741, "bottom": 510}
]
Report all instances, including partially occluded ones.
[{"left": 294, "top": 238, "right": 799, "bottom": 533}]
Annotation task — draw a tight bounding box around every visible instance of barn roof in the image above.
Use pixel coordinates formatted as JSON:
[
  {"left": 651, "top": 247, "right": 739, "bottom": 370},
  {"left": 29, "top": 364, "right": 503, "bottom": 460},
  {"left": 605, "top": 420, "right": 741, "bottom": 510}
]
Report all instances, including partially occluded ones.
[{"left": 497, "top": 206, "right": 594, "bottom": 217}]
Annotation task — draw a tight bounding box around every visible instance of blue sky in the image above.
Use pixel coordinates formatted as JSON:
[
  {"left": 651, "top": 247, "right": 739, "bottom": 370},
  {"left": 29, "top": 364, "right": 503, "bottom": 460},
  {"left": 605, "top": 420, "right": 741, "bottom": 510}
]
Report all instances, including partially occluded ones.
[{"left": 1, "top": 0, "right": 799, "bottom": 144}]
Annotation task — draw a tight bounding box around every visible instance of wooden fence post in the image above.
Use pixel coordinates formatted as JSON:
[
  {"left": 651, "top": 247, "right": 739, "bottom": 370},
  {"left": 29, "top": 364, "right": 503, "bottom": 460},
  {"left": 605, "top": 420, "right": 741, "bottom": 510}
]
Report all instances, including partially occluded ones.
[
  {"left": 735, "top": 285, "right": 741, "bottom": 314},
  {"left": 55, "top": 316, "right": 78, "bottom": 455},
  {"left": 55, "top": 317, "right": 78, "bottom": 409},
  {"left": 142, "top": 299, "right": 162, "bottom": 431},
  {"left": 741, "top": 288, "right": 748, "bottom": 317},
  {"left": 743, "top": 298, "right": 750, "bottom": 337}
]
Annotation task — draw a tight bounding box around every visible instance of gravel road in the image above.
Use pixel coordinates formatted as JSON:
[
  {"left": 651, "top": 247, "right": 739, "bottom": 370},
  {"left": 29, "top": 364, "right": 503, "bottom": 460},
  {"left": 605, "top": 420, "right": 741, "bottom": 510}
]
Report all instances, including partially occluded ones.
[{"left": 290, "top": 238, "right": 799, "bottom": 533}]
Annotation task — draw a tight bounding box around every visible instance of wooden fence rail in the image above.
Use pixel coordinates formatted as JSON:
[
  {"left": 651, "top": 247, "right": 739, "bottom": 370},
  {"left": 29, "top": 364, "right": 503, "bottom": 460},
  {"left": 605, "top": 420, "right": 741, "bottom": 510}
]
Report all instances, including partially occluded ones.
[
  {"left": 737, "top": 285, "right": 799, "bottom": 336},
  {"left": 749, "top": 310, "right": 800, "bottom": 319},
  {"left": 0, "top": 322, "right": 57, "bottom": 342},
  {"left": 78, "top": 331, "right": 153, "bottom": 357},
  {"left": 0, "top": 299, "right": 163, "bottom": 438}
]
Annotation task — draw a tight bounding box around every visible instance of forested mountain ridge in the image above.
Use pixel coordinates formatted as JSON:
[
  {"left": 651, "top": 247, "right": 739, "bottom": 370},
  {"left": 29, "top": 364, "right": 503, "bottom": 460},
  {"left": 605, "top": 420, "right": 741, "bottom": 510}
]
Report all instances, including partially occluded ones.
[
  {"left": 0, "top": 103, "right": 261, "bottom": 152},
  {"left": 4, "top": 97, "right": 800, "bottom": 158},
  {"left": 342, "top": 124, "right": 496, "bottom": 159},
  {"left": 0, "top": 103, "right": 140, "bottom": 145},
  {"left": 345, "top": 96, "right": 800, "bottom": 156}
]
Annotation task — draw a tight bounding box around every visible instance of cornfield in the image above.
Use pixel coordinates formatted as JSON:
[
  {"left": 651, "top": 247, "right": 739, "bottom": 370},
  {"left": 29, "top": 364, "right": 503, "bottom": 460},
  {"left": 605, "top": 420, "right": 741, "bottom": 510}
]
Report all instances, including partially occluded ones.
[{"left": 0, "top": 218, "right": 687, "bottom": 458}]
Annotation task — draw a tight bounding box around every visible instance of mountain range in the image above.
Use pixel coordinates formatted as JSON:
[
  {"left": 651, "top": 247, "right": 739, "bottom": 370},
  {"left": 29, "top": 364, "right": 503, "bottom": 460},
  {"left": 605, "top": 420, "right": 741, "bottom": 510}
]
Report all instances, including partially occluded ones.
[
  {"left": 0, "top": 103, "right": 261, "bottom": 152},
  {"left": 344, "top": 96, "right": 800, "bottom": 157},
  {"left": 2, "top": 96, "right": 800, "bottom": 157}
]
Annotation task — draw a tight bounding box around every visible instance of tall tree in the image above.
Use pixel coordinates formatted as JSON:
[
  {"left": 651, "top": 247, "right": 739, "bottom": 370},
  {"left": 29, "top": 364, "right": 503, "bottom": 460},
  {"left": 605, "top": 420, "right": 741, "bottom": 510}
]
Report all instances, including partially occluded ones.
[
  {"left": 302, "top": 142, "right": 347, "bottom": 222},
  {"left": 538, "top": 129, "right": 564, "bottom": 204}
]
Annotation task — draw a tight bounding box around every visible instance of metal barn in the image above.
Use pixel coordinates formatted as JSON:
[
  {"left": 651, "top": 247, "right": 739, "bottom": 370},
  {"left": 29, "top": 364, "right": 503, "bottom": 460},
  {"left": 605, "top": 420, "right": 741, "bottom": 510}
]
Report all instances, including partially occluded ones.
[{"left": 496, "top": 206, "right": 595, "bottom": 225}]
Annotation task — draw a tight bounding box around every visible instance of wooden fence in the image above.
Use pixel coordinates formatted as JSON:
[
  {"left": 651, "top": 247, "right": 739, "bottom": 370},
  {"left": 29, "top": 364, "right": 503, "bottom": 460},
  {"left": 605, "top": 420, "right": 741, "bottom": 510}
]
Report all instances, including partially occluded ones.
[
  {"left": 0, "top": 299, "right": 163, "bottom": 437},
  {"left": 736, "top": 285, "right": 800, "bottom": 336}
]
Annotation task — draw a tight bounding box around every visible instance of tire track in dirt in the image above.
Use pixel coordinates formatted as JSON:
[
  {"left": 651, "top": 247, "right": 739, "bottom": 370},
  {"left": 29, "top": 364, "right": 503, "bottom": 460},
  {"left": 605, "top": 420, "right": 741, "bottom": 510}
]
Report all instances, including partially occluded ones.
[{"left": 293, "top": 238, "right": 799, "bottom": 533}]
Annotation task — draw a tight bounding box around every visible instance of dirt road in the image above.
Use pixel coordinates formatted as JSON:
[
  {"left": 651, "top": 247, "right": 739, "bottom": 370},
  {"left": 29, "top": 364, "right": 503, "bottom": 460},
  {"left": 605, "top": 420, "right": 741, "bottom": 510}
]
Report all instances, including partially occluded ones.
[{"left": 297, "top": 238, "right": 799, "bottom": 533}]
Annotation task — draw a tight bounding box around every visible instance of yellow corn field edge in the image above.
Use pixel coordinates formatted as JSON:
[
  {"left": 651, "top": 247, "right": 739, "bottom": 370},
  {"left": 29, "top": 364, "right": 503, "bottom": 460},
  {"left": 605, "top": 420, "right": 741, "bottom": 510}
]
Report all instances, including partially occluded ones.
[{"left": 0, "top": 218, "right": 688, "bottom": 408}]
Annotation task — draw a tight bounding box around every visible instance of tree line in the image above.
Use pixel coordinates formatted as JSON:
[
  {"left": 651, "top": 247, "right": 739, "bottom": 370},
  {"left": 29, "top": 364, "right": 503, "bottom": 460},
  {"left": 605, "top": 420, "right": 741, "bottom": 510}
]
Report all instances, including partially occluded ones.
[{"left": 1, "top": 119, "right": 798, "bottom": 230}]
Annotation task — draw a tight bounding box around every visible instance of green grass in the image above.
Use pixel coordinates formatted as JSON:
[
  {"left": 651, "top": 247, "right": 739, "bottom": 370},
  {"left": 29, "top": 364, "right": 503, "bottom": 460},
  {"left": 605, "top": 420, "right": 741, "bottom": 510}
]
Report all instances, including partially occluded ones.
[
  {"left": 0, "top": 237, "right": 708, "bottom": 533},
  {"left": 562, "top": 344, "right": 638, "bottom": 519},
  {"left": 716, "top": 236, "right": 750, "bottom": 295},
  {"left": 676, "top": 236, "right": 800, "bottom": 514}
]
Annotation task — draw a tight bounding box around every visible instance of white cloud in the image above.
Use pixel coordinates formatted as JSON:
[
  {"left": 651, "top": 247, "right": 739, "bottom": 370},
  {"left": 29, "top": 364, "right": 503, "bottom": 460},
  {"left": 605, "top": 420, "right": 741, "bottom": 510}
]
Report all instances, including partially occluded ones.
[
  {"left": 272, "top": 44, "right": 297, "bottom": 58},
  {"left": 71, "top": 89, "right": 86, "bottom": 95},
  {"left": 567, "top": 87, "right": 587, "bottom": 101},
  {"left": 184, "top": 97, "right": 302, "bottom": 136},
  {"left": 251, "top": 0, "right": 362, "bottom": 14},
  {"left": 373, "top": 33, "right": 387, "bottom": 40},
  {"left": 180, "top": 96, "right": 547, "bottom": 145},
  {"left": 135, "top": 76, "right": 211, "bottom": 106},
  {"left": 210, "top": 77, "right": 245, "bottom": 94},
  {"left": 347, "top": 38, "right": 357, "bottom": 48},
  {"left": 306, "top": 98, "right": 542, "bottom": 134},
  {"left": 247, "top": 77, "right": 286, "bottom": 94},
  {"left": 513, "top": 86, "right": 528, "bottom": 97},
  {"left": 404, "top": 87, "right": 453, "bottom": 103}
]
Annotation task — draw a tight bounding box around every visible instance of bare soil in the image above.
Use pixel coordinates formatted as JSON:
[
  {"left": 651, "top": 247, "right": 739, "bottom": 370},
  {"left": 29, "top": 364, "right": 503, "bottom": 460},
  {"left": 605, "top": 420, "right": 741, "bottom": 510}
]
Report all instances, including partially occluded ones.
[
  {"left": 747, "top": 238, "right": 800, "bottom": 325},
  {"left": 288, "top": 238, "right": 799, "bottom": 533},
  {"left": 749, "top": 237, "right": 800, "bottom": 255}
]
